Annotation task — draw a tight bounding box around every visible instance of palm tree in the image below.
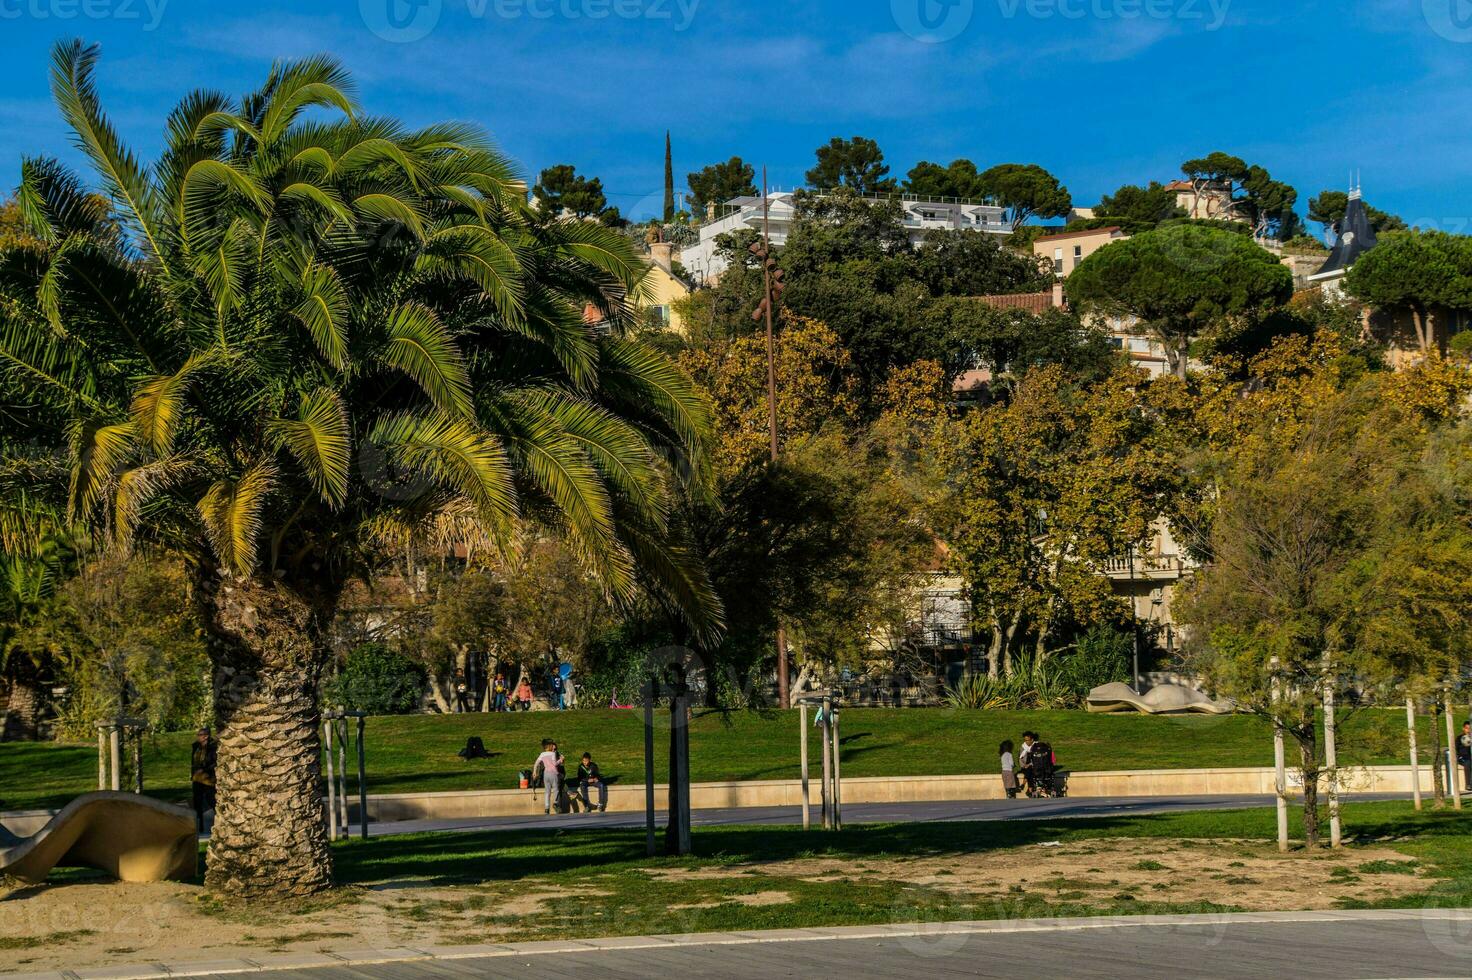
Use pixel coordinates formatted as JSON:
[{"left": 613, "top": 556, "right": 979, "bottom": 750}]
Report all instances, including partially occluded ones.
[{"left": 0, "top": 40, "right": 720, "bottom": 897}]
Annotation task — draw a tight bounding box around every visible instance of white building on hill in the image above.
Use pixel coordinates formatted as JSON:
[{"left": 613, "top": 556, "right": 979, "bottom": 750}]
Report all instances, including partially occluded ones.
[{"left": 678, "top": 191, "right": 1010, "bottom": 284}]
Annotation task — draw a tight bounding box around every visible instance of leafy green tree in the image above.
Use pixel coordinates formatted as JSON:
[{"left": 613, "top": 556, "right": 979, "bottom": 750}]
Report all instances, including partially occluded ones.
[
  {"left": 1178, "top": 380, "right": 1471, "bottom": 841},
  {"left": 1095, "top": 181, "right": 1185, "bottom": 229},
  {"left": 931, "top": 365, "right": 1188, "bottom": 673},
  {"left": 1180, "top": 152, "right": 1301, "bottom": 240},
  {"left": 913, "top": 228, "right": 1051, "bottom": 297},
  {"left": 0, "top": 42, "right": 717, "bottom": 896},
  {"left": 903, "top": 159, "right": 986, "bottom": 200},
  {"left": 686, "top": 156, "right": 757, "bottom": 212},
  {"left": 1343, "top": 230, "right": 1472, "bottom": 353},
  {"left": 805, "top": 136, "right": 897, "bottom": 194},
  {"left": 46, "top": 554, "right": 212, "bottom": 740},
  {"left": 1307, "top": 190, "right": 1407, "bottom": 237},
  {"left": 532, "top": 163, "right": 622, "bottom": 224},
  {"left": 977, "top": 163, "right": 1072, "bottom": 229},
  {"left": 1065, "top": 224, "right": 1295, "bottom": 379},
  {"left": 323, "top": 642, "right": 425, "bottom": 715}
]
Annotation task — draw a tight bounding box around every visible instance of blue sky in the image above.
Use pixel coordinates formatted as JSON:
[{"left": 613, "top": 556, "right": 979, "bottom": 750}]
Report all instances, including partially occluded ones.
[{"left": 2, "top": 0, "right": 1470, "bottom": 230}]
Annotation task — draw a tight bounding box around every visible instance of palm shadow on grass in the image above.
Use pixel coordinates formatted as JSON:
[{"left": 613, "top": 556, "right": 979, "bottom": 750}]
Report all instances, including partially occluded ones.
[{"left": 329, "top": 802, "right": 1472, "bottom": 891}]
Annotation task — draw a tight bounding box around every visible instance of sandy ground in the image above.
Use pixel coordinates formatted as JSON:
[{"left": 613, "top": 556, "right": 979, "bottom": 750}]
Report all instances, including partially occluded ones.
[{"left": 0, "top": 837, "right": 1432, "bottom": 974}]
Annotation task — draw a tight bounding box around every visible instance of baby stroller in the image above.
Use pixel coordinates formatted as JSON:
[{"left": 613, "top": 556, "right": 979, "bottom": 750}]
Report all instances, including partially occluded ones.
[{"left": 1025, "top": 742, "right": 1067, "bottom": 798}]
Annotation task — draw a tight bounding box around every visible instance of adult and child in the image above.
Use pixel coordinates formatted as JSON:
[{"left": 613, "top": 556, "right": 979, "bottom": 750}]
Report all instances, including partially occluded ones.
[
  {"left": 532, "top": 739, "right": 607, "bottom": 814},
  {"left": 1000, "top": 730, "right": 1062, "bottom": 798}
]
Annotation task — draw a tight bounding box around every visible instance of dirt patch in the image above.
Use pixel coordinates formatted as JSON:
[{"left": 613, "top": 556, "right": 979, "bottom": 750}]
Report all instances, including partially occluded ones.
[
  {"left": 725, "top": 838, "right": 1430, "bottom": 912},
  {"left": 0, "top": 838, "right": 1433, "bottom": 975}
]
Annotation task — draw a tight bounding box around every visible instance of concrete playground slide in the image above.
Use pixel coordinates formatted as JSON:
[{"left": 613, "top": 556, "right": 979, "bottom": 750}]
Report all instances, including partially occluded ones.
[{"left": 0, "top": 791, "right": 197, "bottom": 884}]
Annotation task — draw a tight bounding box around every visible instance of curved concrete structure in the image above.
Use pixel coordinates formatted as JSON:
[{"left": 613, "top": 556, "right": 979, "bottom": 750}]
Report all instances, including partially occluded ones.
[
  {"left": 0, "top": 791, "right": 197, "bottom": 884},
  {"left": 1086, "top": 682, "right": 1235, "bottom": 715}
]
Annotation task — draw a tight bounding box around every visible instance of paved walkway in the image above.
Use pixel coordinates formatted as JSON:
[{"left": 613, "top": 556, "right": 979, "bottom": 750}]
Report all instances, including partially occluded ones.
[
  {"left": 13, "top": 910, "right": 1472, "bottom": 979},
  {"left": 357, "top": 792, "right": 1409, "bottom": 837}
]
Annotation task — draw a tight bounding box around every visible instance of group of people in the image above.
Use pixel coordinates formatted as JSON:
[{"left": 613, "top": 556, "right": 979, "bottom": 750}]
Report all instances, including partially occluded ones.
[
  {"left": 999, "top": 731, "right": 1062, "bottom": 799},
  {"left": 488, "top": 673, "right": 536, "bottom": 712},
  {"left": 532, "top": 739, "right": 607, "bottom": 814}
]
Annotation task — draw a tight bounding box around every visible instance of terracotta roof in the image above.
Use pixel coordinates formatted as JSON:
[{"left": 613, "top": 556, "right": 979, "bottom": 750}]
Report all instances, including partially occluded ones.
[
  {"left": 1163, "top": 180, "right": 1193, "bottom": 191},
  {"left": 952, "top": 367, "right": 993, "bottom": 392},
  {"left": 581, "top": 302, "right": 604, "bottom": 325},
  {"left": 1032, "top": 226, "right": 1123, "bottom": 244},
  {"left": 973, "top": 291, "right": 1058, "bottom": 313}
]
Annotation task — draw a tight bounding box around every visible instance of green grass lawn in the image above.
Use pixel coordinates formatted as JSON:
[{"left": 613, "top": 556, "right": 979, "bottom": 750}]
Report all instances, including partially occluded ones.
[
  {"left": 322, "top": 801, "right": 1472, "bottom": 940},
  {"left": 0, "top": 707, "right": 1446, "bottom": 812}
]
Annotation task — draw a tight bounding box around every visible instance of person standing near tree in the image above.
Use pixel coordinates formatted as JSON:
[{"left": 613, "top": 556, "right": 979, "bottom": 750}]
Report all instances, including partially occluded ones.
[
  {"left": 190, "top": 728, "right": 217, "bottom": 832},
  {"left": 454, "top": 673, "right": 470, "bottom": 713},
  {"left": 491, "top": 672, "right": 509, "bottom": 712},
  {"left": 550, "top": 668, "right": 566, "bottom": 710},
  {"left": 516, "top": 676, "right": 533, "bottom": 711},
  {"left": 1458, "top": 722, "right": 1471, "bottom": 794}
]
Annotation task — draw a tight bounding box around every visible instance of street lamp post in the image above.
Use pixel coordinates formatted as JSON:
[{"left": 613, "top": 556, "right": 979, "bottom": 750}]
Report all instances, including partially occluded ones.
[{"left": 751, "top": 167, "right": 789, "bottom": 709}]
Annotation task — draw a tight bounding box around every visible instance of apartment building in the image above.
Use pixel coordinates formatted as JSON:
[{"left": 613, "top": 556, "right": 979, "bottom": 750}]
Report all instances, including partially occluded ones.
[{"left": 676, "top": 191, "right": 1010, "bottom": 284}]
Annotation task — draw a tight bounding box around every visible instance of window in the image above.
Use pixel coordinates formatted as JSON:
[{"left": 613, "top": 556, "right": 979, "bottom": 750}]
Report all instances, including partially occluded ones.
[
  {"left": 1073, "top": 245, "right": 1083, "bottom": 258},
  {"left": 651, "top": 305, "right": 670, "bottom": 325}
]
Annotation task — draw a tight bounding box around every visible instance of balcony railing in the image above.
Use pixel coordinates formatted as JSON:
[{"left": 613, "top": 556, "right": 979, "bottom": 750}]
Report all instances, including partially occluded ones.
[{"left": 1102, "top": 551, "right": 1193, "bottom": 578}]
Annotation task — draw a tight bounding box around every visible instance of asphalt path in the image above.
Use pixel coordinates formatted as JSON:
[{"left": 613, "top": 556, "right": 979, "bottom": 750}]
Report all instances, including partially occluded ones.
[
  {"left": 358, "top": 792, "right": 1410, "bottom": 837},
  {"left": 169, "top": 912, "right": 1472, "bottom": 979}
]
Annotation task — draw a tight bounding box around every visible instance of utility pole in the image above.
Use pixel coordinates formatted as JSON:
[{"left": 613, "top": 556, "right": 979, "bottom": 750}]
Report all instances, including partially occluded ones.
[{"left": 751, "top": 166, "right": 789, "bottom": 708}]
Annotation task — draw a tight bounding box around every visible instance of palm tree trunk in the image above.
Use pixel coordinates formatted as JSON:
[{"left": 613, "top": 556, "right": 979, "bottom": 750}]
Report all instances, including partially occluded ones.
[
  {"left": 1, "top": 658, "right": 45, "bottom": 741},
  {"left": 201, "top": 574, "right": 335, "bottom": 898}
]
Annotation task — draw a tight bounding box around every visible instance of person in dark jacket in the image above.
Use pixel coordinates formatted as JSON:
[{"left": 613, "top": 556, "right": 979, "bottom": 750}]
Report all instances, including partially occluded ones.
[
  {"left": 190, "top": 727, "right": 217, "bottom": 831},
  {"left": 577, "top": 752, "right": 607, "bottom": 812},
  {"left": 1458, "top": 721, "right": 1471, "bottom": 794}
]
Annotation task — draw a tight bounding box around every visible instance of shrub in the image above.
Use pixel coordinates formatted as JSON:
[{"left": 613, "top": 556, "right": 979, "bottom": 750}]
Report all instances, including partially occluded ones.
[{"left": 323, "top": 643, "right": 426, "bottom": 715}]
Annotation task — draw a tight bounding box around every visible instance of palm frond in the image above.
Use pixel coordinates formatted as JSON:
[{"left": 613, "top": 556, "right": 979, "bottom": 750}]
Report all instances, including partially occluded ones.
[
  {"left": 196, "top": 461, "right": 276, "bottom": 575},
  {"left": 380, "top": 301, "right": 472, "bottom": 417},
  {"left": 368, "top": 411, "right": 517, "bottom": 532},
  {"left": 129, "top": 352, "right": 209, "bottom": 455},
  {"left": 291, "top": 263, "right": 350, "bottom": 367},
  {"left": 269, "top": 388, "right": 350, "bottom": 507},
  {"left": 48, "top": 40, "right": 169, "bottom": 273}
]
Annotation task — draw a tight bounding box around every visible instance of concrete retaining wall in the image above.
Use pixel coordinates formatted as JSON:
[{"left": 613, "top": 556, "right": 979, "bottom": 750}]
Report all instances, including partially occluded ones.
[
  {"left": 350, "top": 764, "right": 1439, "bottom": 823},
  {"left": 1, "top": 764, "right": 1443, "bottom": 835}
]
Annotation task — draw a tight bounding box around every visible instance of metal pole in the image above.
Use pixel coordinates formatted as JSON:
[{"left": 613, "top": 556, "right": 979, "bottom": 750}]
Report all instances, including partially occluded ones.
[
  {"left": 761, "top": 165, "right": 788, "bottom": 712},
  {"left": 109, "top": 725, "right": 121, "bottom": 792},
  {"left": 643, "top": 679, "right": 656, "bottom": 857},
  {"left": 799, "top": 703, "right": 810, "bottom": 831},
  {"left": 324, "top": 719, "right": 338, "bottom": 840},
  {"left": 831, "top": 701, "right": 841, "bottom": 831},
  {"left": 337, "top": 718, "right": 350, "bottom": 831},
  {"left": 1270, "top": 659, "right": 1288, "bottom": 852},
  {"left": 820, "top": 697, "right": 832, "bottom": 830},
  {"left": 97, "top": 728, "right": 106, "bottom": 791},
  {"left": 356, "top": 715, "right": 368, "bottom": 839},
  {"left": 1446, "top": 686, "right": 1462, "bottom": 809},
  {"left": 1322, "top": 663, "right": 1340, "bottom": 848},
  {"left": 1407, "top": 697, "right": 1423, "bottom": 811}
]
